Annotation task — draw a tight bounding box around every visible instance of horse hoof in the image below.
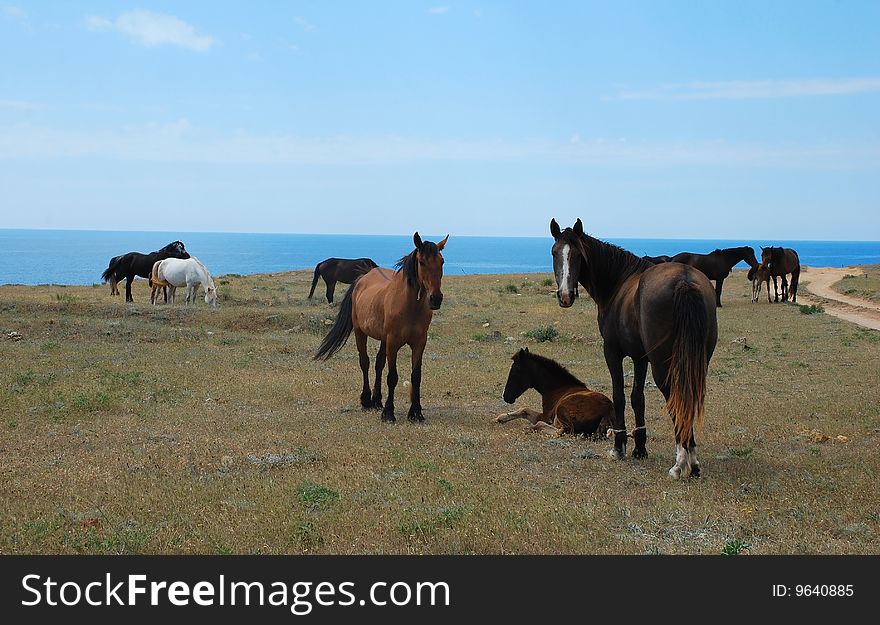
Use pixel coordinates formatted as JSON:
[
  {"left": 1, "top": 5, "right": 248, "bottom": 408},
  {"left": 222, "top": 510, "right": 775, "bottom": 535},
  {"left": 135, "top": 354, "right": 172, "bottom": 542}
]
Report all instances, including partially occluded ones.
[
  {"left": 609, "top": 447, "right": 626, "bottom": 460},
  {"left": 632, "top": 447, "right": 648, "bottom": 459},
  {"left": 689, "top": 463, "right": 701, "bottom": 478},
  {"left": 381, "top": 413, "right": 396, "bottom": 423},
  {"left": 371, "top": 400, "right": 383, "bottom": 410},
  {"left": 668, "top": 465, "right": 682, "bottom": 479}
]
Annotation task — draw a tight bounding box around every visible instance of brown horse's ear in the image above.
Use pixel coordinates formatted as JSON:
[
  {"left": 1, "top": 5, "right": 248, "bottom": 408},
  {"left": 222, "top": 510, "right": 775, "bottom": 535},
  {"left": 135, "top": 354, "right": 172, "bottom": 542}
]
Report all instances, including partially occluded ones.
[
  {"left": 523, "top": 346, "right": 529, "bottom": 353},
  {"left": 550, "top": 219, "right": 561, "bottom": 239},
  {"left": 573, "top": 219, "right": 584, "bottom": 236},
  {"left": 437, "top": 234, "right": 449, "bottom": 251},
  {"left": 413, "top": 232, "right": 423, "bottom": 249}
]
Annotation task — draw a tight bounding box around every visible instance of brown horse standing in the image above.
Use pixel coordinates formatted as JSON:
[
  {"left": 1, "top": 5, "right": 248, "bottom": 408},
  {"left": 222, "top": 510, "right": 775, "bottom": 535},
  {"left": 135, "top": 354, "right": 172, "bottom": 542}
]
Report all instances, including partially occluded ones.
[
  {"left": 314, "top": 233, "right": 448, "bottom": 422},
  {"left": 670, "top": 246, "right": 758, "bottom": 307},
  {"left": 495, "top": 348, "right": 614, "bottom": 436},
  {"left": 761, "top": 246, "right": 801, "bottom": 303},
  {"left": 551, "top": 218, "right": 718, "bottom": 478},
  {"left": 308, "top": 257, "right": 378, "bottom": 304}
]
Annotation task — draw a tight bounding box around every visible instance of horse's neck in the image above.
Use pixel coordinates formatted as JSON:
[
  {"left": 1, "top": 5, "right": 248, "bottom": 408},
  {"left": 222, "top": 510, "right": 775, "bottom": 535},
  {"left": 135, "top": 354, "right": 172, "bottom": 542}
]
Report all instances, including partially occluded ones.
[
  {"left": 721, "top": 248, "right": 750, "bottom": 267},
  {"left": 392, "top": 269, "right": 429, "bottom": 310}
]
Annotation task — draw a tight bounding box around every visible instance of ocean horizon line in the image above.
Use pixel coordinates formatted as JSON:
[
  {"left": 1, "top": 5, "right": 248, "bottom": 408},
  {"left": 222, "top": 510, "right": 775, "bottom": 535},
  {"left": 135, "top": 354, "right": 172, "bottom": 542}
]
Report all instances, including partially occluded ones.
[{"left": 1, "top": 227, "right": 878, "bottom": 244}]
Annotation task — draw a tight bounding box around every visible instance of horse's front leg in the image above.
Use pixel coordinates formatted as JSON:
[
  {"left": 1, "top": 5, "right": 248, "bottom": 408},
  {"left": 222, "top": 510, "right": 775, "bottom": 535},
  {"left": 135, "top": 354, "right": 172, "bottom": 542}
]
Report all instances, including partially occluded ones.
[
  {"left": 714, "top": 277, "right": 724, "bottom": 307},
  {"left": 772, "top": 275, "right": 779, "bottom": 302},
  {"left": 495, "top": 407, "right": 544, "bottom": 424},
  {"left": 382, "top": 338, "right": 402, "bottom": 423},
  {"left": 326, "top": 280, "right": 337, "bottom": 305},
  {"left": 355, "top": 329, "right": 372, "bottom": 409},
  {"left": 407, "top": 338, "right": 427, "bottom": 422},
  {"left": 604, "top": 347, "right": 627, "bottom": 459},
  {"left": 630, "top": 357, "right": 649, "bottom": 458}
]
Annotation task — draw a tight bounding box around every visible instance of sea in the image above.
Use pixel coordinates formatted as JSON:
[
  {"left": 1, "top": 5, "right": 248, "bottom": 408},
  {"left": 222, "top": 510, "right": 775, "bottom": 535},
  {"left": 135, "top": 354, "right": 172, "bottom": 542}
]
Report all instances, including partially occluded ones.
[{"left": 0, "top": 229, "right": 878, "bottom": 286}]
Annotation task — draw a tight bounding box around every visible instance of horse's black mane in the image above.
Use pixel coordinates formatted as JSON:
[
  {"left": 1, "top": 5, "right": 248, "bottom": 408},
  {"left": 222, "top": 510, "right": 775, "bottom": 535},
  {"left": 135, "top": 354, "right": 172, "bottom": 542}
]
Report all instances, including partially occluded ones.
[
  {"left": 561, "top": 229, "right": 652, "bottom": 299},
  {"left": 395, "top": 241, "right": 439, "bottom": 291},
  {"left": 520, "top": 350, "right": 585, "bottom": 388}
]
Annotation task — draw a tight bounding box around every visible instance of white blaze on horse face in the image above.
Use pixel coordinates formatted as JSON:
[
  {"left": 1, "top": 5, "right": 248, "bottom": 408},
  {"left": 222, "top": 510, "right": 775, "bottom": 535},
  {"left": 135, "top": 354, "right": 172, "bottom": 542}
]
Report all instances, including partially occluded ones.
[{"left": 557, "top": 244, "right": 573, "bottom": 304}]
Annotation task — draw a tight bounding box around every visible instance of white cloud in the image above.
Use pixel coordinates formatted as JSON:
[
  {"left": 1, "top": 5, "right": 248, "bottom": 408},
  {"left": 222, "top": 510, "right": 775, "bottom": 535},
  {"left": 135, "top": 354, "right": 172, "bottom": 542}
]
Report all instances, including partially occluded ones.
[
  {"left": 1, "top": 123, "right": 878, "bottom": 171},
  {"left": 294, "top": 16, "right": 315, "bottom": 31},
  {"left": 1, "top": 4, "right": 25, "bottom": 19},
  {"left": 610, "top": 78, "right": 880, "bottom": 101},
  {"left": 428, "top": 6, "right": 449, "bottom": 15},
  {"left": 86, "top": 10, "right": 216, "bottom": 52}
]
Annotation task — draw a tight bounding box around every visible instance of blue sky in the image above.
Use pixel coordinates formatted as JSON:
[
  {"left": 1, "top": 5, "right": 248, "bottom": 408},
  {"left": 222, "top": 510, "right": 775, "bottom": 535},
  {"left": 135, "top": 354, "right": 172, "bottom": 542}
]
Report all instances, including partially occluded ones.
[{"left": 1, "top": 1, "right": 878, "bottom": 239}]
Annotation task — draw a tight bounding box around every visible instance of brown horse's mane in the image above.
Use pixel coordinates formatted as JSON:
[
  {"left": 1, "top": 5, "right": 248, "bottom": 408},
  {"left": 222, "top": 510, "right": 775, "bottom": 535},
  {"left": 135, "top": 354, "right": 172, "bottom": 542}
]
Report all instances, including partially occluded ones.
[
  {"left": 395, "top": 241, "right": 440, "bottom": 291},
  {"left": 562, "top": 229, "right": 653, "bottom": 301},
  {"left": 520, "top": 350, "right": 585, "bottom": 389}
]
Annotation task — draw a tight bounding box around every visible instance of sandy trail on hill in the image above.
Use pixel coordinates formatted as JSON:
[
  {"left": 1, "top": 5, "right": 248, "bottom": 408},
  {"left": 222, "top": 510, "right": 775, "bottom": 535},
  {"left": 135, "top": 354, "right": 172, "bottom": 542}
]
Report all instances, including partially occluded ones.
[{"left": 797, "top": 266, "right": 880, "bottom": 331}]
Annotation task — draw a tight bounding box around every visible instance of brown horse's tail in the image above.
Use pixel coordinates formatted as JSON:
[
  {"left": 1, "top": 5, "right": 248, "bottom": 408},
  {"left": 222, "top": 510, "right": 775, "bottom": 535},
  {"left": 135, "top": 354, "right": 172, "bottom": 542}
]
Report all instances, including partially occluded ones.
[
  {"left": 314, "top": 279, "right": 357, "bottom": 360},
  {"left": 308, "top": 262, "right": 323, "bottom": 299},
  {"left": 665, "top": 279, "right": 710, "bottom": 445}
]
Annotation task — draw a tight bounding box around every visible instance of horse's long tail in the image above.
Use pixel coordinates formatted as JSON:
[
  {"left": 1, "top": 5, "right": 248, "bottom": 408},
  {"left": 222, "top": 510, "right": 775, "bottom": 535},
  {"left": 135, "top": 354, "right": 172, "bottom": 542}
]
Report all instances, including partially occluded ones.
[
  {"left": 101, "top": 256, "right": 123, "bottom": 283},
  {"left": 308, "top": 263, "right": 323, "bottom": 299},
  {"left": 665, "top": 279, "right": 710, "bottom": 445},
  {"left": 314, "top": 279, "right": 357, "bottom": 360}
]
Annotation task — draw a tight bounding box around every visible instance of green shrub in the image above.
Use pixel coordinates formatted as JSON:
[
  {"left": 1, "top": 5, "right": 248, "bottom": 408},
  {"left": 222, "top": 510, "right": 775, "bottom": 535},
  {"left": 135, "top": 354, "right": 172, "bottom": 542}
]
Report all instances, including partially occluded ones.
[
  {"left": 526, "top": 325, "right": 559, "bottom": 342},
  {"left": 798, "top": 304, "right": 824, "bottom": 315}
]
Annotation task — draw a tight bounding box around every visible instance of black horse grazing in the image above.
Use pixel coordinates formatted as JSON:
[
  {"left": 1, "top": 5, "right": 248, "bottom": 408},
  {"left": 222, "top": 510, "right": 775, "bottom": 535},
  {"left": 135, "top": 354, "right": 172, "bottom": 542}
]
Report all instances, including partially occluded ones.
[
  {"left": 308, "top": 257, "right": 378, "bottom": 304},
  {"left": 101, "top": 241, "right": 190, "bottom": 302},
  {"left": 761, "top": 246, "right": 801, "bottom": 303},
  {"left": 642, "top": 254, "right": 671, "bottom": 264},
  {"left": 551, "top": 218, "right": 718, "bottom": 478},
  {"left": 670, "top": 246, "right": 759, "bottom": 307}
]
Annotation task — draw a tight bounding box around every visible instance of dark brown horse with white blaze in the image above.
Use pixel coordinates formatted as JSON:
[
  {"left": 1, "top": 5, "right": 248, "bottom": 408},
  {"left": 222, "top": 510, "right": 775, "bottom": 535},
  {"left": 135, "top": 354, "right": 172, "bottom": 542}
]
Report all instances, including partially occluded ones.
[
  {"left": 314, "top": 233, "right": 448, "bottom": 423},
  {"left": 551, "top": 219, "right": 718, "bottom": 478},
  {"left": 670, "top": 246, "right": 759, "bottom": 307}
]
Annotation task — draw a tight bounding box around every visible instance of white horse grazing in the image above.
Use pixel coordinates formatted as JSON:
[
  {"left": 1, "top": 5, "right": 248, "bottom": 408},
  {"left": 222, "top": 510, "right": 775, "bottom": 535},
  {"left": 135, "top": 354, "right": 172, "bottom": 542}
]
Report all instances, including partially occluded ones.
[{"left": 151, "top": 257, "right": 218, "bottom": 308}]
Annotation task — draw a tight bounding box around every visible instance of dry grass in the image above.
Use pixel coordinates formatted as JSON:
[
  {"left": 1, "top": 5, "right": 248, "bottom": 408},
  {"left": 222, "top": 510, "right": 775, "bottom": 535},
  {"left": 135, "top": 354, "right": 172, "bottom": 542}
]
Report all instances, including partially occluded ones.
[
  {"left": 1, "top": 269, "right": 879, "bottom": 555},
  {"left": 832, "top": 265, "right": 880, "bottom": 301}
]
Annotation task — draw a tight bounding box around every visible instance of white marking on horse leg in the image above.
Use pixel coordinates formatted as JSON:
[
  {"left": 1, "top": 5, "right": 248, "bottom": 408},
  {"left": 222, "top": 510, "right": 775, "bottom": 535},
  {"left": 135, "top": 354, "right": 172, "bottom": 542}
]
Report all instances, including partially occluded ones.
[{"left": 669, "top": 443, "right": 690, "bottom": 479}]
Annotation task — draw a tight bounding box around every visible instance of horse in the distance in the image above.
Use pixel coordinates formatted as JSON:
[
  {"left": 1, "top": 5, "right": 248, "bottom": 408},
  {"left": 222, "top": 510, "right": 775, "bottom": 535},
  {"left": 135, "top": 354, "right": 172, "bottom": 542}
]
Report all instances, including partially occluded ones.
[
  {"left": 495, "top": 348, "right": 614, "bottom": 437},
  {"left": 101, "top": 241, "right": 190, "bottom": 302},
  {"left": 315, "top": 233, "right": 448, "bottom": 423},
  {"left": 761, "top": 246, "right": 801, "bottom": 303},
  {"left": 309, "top": 257, "right": 378, "bottom": 304},
  {"left": 551, "top": 218, "right": 718, "bottom": 478},
  {"left": 748, "top": 264, "right": 772, "bottom": 303},
  {"left": 669, "top": 246, "right": 759, "bottom": 307},
  {"left": 150, "top": 257, "right": 218, "bottom": 308}
]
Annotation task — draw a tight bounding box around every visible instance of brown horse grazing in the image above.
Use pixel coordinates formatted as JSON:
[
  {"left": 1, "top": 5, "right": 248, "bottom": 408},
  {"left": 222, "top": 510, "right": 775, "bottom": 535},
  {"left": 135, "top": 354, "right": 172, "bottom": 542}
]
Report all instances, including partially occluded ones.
[
  {"left": 760, "top": 246, "right": 801, "bottom": 303},
  {"left": 495, "top": 348, "right": 614, "bottom": 437},
  {"left": 551, "top": 218, "right": 718, "bottom": 478},
  {"left": 670, "top": 246, "right": 759, "bottom": 307},
  {"left": 314, "top": 233, "right": 448, "bottom": 423},
  {"left": 748, "top": 264, "right": 772, "bottom": 303},
  {"left": 308, "top": 257, "right": 378, "bottom": 304}
]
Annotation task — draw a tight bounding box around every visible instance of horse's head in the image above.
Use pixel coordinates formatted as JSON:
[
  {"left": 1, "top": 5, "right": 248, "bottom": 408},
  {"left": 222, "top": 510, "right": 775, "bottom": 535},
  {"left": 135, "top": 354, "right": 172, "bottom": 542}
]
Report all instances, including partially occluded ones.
[
  {"left": 550, "top": 218, "right": 584, "bottom": 308},
  {"left": 412, "top": 232, "right": 448, "bottom": 310},
  {"left": 163, "top": 240, "right": 190, "bottom": 260},
  {"left": 760, "top": 246, "right": 774, "bottom": 267},
  {"left": 503, "top": 348, "right": 532, "bottom": 404}
]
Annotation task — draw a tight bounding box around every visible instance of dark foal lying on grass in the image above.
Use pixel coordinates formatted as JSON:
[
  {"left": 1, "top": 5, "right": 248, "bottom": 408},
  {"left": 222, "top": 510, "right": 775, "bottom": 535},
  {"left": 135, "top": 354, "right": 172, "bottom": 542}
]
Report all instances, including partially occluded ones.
[{"left": 496, "top": 348, "right": 614, "bottom": 437}]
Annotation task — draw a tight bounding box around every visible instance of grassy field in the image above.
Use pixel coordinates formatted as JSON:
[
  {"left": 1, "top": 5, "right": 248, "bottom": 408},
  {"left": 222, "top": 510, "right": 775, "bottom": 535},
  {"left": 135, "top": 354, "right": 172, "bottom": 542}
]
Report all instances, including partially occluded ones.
[
  {"left": 832, "top": 265, "right": 880, "bottom": 301},
  {"left": 2, "top": 269, "right": 879, "bottom": 555}
]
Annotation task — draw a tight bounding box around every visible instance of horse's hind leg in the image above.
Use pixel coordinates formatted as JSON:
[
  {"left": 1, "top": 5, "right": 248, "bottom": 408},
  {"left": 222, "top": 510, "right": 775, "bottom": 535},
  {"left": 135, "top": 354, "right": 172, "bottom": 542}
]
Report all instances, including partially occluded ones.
[
  {"left": 781, "top": 275, "right": 789, "bottom": 302},
  {"left": 651, "top": 363, "right": 690, "bottom": 479},
  {"left": 125, "top": 276, "right": 134, "bottom": 303},
  {"left": 382, "top": 339, "right": 402, "bottom": 423},
  {"left": 630, "top": 357, "right": 649, "bottom": 458},
  {"left": 789, "top": 269, "right": 800, "bottom": 303},
  {"left": 370, "top": 340, "right": 386, "bottom": 409},
  {"left": 355, "top": 329, "right": 372, "bottom": 409}
]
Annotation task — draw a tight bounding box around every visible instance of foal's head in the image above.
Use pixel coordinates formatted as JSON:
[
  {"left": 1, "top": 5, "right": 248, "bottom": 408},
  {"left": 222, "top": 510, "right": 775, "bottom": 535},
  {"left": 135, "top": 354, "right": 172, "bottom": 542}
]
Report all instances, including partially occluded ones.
[
  {"left": 549, "top": 218, "right": 584, "bottom": 308},
  {"left": 406, "top": 232, "right": 448, "bottom": 310},
  {"left": 503, "top": 348, "right": 533, "bottom": 404}
]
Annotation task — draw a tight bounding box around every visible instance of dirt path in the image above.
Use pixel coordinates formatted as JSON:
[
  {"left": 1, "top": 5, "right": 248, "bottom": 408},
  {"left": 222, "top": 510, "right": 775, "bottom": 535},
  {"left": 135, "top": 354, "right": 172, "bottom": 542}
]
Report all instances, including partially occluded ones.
[{"left": 797, "top": 266, "right": 880, "bottom": 331}]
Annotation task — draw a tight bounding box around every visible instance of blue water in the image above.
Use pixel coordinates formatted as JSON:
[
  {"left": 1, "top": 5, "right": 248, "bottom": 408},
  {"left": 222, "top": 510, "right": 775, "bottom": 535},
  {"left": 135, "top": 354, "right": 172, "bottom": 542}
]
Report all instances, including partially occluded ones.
[{"left": 0, "top": 229, "right": 877, "bottom": 286}]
